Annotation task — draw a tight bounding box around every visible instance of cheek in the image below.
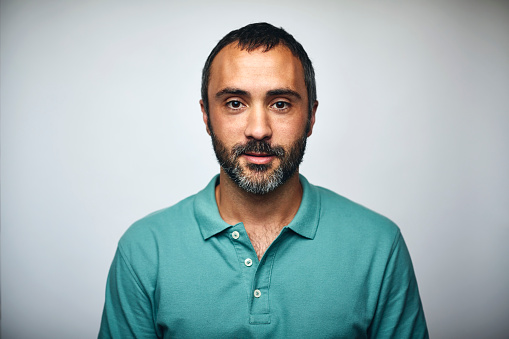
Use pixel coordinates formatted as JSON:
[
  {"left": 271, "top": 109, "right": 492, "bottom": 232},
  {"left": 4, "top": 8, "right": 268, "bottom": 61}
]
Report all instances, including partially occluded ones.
[
  {"left": 274, "top": 116, "right": 308, "bottom": 138},
  {"left": 209, "top": 117, "right": 243, "bottom": 145},
  {"left": 210, "top": 111, "right": 246, "bottom": 135}
]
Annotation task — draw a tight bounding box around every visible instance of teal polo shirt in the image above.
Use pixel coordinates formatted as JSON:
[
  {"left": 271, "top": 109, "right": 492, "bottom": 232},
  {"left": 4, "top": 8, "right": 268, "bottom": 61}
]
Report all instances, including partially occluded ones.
[{"left": 99, "top": 175, "right": 428, "bottom": 338}]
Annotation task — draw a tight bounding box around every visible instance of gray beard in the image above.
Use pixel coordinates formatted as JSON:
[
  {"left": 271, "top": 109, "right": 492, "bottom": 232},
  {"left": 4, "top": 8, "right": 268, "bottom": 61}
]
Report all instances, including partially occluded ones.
[
  {"left": 210, "top": 133, "right": 307, "bottom": 195},
  {"left": 230, "top": 161, "right": 285, "bottom": 195}
]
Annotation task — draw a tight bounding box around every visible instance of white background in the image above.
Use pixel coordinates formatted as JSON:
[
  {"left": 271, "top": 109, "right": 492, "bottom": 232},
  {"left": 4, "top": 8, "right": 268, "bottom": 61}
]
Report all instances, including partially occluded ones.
[{"left": 2, "top": 1, "right": 508, "bottom": 338}]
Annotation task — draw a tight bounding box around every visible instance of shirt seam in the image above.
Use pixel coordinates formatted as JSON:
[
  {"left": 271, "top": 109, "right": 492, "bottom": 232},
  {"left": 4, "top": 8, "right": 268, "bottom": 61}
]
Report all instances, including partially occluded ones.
[
  {"left": 265, "top": 231, "right": 287, "bottom": 316},
  {"left": 367, "top": 229, "right": 402, "bottom": 334},
  {"left": 117, "top": 243, "right": 152, "bottom": 300},
  {"left": 227, "top": 231, "right": 253, "bottom": 317}
]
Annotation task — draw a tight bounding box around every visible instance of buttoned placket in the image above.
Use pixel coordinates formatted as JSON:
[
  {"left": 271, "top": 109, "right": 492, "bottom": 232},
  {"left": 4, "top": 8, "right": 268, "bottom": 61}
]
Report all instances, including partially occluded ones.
[{"left": 228, "top": 224, "right": 289, "bottom": 325}]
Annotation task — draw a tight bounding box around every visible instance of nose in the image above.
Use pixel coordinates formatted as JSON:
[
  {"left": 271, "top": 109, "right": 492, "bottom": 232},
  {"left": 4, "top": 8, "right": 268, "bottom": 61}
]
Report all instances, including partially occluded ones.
[{"left": 244, "top": 105, "right": 272, "bottom": 141}]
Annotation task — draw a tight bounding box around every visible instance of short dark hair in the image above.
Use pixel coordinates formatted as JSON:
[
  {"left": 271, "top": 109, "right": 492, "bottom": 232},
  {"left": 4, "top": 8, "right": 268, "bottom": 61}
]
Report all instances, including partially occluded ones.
[{"left": 201, "top": 22, "right": 317, "bottom": 119}]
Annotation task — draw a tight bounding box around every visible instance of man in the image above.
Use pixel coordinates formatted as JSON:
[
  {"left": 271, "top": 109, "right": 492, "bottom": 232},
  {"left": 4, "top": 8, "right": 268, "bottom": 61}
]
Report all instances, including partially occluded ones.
[{"left": 99, "top": 23, "right": 428, "bottom": 338}]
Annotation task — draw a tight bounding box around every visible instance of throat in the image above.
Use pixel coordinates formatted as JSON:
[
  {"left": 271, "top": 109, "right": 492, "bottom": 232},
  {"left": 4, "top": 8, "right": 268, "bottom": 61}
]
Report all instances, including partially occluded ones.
[
  {"left": 245, "top": 224, "right": 284, "bottom": 260},
  {"left": 214, "top": 170, "right": 303, "bottom": 259}
]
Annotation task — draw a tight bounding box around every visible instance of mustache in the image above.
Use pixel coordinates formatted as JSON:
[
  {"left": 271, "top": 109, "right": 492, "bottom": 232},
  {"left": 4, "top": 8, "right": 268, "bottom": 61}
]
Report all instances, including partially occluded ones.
[{"left": 231, "top": 140, "right": 285, "bottom": 159}]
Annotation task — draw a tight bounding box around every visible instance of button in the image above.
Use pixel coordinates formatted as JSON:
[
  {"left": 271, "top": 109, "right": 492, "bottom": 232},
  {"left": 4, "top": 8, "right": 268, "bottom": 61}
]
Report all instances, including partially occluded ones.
[
  {"left": 254, "top": 289, "right": 261, "bottom": 298},
  {"left": 232, "top": 231, "right": 240, "bottom": 239},
  {"left": 244, "top": 258, "right": 253, "bottom": 267}
]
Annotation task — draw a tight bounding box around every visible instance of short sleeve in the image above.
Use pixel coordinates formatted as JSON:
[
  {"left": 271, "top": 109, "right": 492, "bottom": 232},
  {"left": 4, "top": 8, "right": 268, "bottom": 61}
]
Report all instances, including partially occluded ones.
[
  {"left": 98, "top": 247, "right": 157, "bottom": 339},
  {"left": 368, "top": 231, "right": 429, "bottom": 338}
]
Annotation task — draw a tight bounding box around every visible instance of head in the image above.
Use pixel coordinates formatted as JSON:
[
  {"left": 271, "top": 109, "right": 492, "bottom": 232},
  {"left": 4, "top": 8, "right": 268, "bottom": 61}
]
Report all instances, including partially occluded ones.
[
  {"left": 201, "top": 22, "right": 317, "bottom": 123},
  {"left": 201, "top": 23, "right": 318, "bottom": 195}
]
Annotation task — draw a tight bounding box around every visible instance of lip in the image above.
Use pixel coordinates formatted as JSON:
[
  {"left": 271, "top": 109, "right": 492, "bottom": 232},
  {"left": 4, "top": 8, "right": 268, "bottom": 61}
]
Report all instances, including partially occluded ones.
[{"left": 242, "top": 153, "right": 276, "bottom": 165}]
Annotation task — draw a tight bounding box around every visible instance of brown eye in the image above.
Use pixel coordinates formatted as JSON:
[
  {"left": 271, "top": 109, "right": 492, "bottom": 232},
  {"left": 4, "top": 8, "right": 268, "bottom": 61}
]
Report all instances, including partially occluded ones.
[
  {"left": 227, "top": 101, "right": 244, "bottom": 109},
  {"left": 272, "top": 101, "right": 290, "bottom": 110}
]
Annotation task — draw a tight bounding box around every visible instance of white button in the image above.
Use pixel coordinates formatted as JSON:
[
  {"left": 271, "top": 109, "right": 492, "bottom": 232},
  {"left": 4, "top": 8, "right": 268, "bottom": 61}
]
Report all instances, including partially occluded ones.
[
  {"left": 254, "top": 289, "right": 261, "bottom": 298},
  {"left": 244, "top": 258, "right": 253, "bottom": 267},
  {"left": 232, "top": 231, "right": 240, "bottom": 239}
]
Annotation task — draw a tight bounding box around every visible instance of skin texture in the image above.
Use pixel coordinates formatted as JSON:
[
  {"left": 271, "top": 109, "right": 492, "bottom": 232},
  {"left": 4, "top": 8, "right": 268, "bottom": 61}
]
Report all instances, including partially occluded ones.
[{"left": 200, "top": 44, "right": 318, "bottom": 260}]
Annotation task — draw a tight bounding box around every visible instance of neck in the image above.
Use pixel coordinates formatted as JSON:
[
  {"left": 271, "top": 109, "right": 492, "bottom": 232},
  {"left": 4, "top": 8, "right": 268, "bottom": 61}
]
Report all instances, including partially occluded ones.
[{"left": 215, "top": 169, "right": 303, "bottom": 230}]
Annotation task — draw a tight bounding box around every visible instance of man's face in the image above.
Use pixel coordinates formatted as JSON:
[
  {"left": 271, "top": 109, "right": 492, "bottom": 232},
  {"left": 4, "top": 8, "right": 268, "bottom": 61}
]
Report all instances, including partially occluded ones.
[{"left": 201, "top": 44, "right": 317, "bottom": 194}]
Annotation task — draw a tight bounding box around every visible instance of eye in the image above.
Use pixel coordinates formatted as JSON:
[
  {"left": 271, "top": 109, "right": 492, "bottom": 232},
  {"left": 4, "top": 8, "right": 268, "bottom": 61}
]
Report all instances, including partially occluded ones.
[
  {"left": 271, "top": 101, "right": 291, "bottom": 111},
  {"left": 226, "top": 100, "right": 245, "bottom": 110}
]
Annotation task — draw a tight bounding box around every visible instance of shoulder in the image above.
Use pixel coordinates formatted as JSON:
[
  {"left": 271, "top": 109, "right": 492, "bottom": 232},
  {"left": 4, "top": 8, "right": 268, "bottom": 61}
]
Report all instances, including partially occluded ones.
[
  {"left": 118, "top": 194, "right": 197, "bottom": 257},
  {"left": 314, "top": 184, "right": 400, "bottom": 246}
]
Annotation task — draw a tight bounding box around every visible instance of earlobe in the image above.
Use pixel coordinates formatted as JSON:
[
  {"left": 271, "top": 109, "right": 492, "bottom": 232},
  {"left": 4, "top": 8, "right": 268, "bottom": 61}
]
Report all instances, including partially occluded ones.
[
  {"left": 200, "top": 100, "right": 211, "bottom": 136},
  {"left": 307, "top": 100, "right": 318, "bottom": 137}
]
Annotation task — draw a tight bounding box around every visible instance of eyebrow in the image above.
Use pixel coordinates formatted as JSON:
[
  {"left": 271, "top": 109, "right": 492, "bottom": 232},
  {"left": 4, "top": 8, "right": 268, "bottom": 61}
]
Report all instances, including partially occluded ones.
[
  {"left": 215, "top": 87, "right": 302, "bottom": 100},
  {"left": 215, "top": 88, "right": 249, "bottom": 99},
  {"left": 267, "top": 88, "right": 302, "bottom": 100}
]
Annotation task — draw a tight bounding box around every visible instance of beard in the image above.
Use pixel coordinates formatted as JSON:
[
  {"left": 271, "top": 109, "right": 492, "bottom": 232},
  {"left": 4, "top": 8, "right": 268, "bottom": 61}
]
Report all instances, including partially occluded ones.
[{"left": 210, "top": 132, "right": 307, "bottom": 195}]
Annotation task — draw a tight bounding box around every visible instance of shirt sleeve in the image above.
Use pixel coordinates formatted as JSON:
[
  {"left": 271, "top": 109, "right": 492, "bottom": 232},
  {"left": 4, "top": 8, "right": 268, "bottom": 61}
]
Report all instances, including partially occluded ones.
[
  {"left": 98, "top": 246, "right": 158, "bottom": 339},
  {"left": 368, "top": 231, "right": 429, "bottom": 338}
]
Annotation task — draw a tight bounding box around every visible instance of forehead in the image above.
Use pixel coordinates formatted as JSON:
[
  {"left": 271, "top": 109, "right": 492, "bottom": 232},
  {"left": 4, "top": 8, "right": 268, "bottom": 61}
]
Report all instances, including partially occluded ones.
[{"left": 208, "top": 43, "right": 306, "bottom": 94}]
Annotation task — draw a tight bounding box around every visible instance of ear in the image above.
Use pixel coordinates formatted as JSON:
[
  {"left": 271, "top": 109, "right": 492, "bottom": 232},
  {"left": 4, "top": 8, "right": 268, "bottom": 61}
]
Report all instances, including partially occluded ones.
[
  {"left": 200, "top": 99, "right": 211, "bottom": 136},
  {"left": 306, "top": 100, "right": 318, "bottom": 137}
]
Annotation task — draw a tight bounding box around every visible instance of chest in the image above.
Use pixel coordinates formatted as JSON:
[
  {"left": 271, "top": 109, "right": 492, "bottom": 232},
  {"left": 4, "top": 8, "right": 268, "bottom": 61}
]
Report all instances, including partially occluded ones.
[
  {"left": 245, "top": 224, "right": 282, "bottom": 260},
  {"left": 153, "top": 226, "right": 379, "bottom": 338}
]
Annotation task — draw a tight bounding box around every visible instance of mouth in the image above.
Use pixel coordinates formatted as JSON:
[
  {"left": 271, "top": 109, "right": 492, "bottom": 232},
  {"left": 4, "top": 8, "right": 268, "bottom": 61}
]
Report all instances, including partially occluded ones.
[{"left": 241, "top": 152, "right": 276, "bottom": 165}]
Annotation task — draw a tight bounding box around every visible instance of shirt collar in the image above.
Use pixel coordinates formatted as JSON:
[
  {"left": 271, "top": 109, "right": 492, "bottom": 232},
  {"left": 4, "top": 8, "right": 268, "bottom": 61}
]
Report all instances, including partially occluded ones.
[
  {"left": 194, "top": 174, "right": 321, "bottom": 240},
  {"left": 194, "top": 175, "right": 231, "bottom": 240},
  {"left": 286, "top": 174, "right": 321, "bottom": 239}
]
